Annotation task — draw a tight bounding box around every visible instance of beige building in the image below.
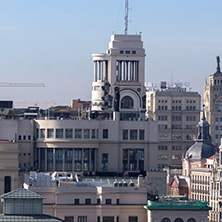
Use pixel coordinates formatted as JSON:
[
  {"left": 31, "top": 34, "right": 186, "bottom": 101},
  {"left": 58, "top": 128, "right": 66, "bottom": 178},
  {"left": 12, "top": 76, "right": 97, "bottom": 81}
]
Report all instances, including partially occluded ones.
[
  {"left": 146, "top": 85, "right": 201, "bottom": 169},
  {"left": 24, "top": 172, "right": 148, "bottom": 222},
  {"left": 204, "top": 56, "right": 222, "bottom": 146}
]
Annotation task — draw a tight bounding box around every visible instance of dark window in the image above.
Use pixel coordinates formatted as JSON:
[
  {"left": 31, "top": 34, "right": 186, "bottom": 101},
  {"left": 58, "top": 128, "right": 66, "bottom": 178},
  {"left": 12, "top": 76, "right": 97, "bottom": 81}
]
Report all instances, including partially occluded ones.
[
  {"left": 74, "top": 198, "right": 80, "bottom": 204},
  {"left": 129, "top": 217, "right": 138, "bottom": 222},
  {"left": 139, "top": 129, "right": 145, "bottom": 140},
  {"left": 97, "top": 198, "right": 101, "bottom": 204},
  {"left": 65, "top": 216, "right": 74, "bottom": 222},
  {"left": 125, "top": 50, "right": 130, "bottom": 54},
  {"left": 23, "top": 135, "right": 26, "bottom": 140},
  {"left": 18, "top": 135, "right": 21, "bottom": 140},
  {"left": 132, "top": 50, "right": 136, "bottom": 54},
  {"left": 65, "top": 129, "right": 73, "bottom": 138},
  {"left": 123, "top": 129, "right": 128, "bottom": 140},
  {"left": 120, "top": 50, "right": 124, "bottom": 54},
  {"left": 97, "top": 217, "right": 101, "bottom": 222},
  {"left": 121, "top": 96, "right": 134, "bottom": 109},
  {"left": 28, "top": 135, "right": 31, "bottom": 140},
  {"left": 161, "top": 219, "right": 171, "bottom": 222},
  {"left": 187, "top": 219, "right": 196, "bottom": 222},
  {"left": 47, "top": 129, "right": 54, "bottom": 138},
  {"left": 85, "top": 199, "right": 91, "bottom": 204},
  {"left": 174, "top": 219, "right": 183, "bottom": 222},
  {"left": 103, "top": 129, "right": 108, "bottom": 139},
  {"left": 78, "top": 217, "right": 87, "bottom": 222},
  {"left": 75, "top": 129, "right": 82, "bottom": 139},
  {"left": 4, "top": 176, "right": 11, "bottom": 193},
  {"left": 56, "top": 129, "right": 63, "bottom": 138},
  {"left": 130, "top": 130, "right": 137, "bottom": 140},
  {"left": 105, "top": 199, "right": 112, "bottom": 204},
  {"left": 102, "top": 153, "right": 108, "bottom": 171},
  {"left": 103, "top": 217, "right": 114, "bottom": 222},
  {"left": 116, "top": 199, "right": 120, "bottom": 204}
]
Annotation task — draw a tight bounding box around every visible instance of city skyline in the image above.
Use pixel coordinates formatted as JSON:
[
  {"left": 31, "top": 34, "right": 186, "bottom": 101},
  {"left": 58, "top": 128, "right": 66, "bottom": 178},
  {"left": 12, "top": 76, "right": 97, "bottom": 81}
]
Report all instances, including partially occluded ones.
[{"left": 0, "top": 0, "right": 222, "bottom": 106}]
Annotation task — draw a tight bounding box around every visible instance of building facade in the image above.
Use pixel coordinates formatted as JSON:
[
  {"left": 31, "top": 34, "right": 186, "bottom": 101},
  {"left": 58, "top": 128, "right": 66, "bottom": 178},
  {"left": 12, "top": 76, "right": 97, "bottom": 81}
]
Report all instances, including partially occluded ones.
[
  {"left": 204, "top": 56, "right": 222, "bottom": 146},
  {"left": 146, "top": 86, "right": 201, "bottom": 169}
]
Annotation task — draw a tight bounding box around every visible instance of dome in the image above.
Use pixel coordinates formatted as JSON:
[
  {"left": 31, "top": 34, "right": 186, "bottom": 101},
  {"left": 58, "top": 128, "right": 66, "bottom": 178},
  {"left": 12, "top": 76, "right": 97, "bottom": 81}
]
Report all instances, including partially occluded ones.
[{"left": 185, "top": 107, "right": 216, "bottom": 160}]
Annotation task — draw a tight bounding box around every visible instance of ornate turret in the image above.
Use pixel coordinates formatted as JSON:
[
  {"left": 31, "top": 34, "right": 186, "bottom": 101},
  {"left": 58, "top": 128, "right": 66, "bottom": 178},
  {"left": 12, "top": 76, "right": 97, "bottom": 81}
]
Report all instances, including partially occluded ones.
[
  {"left": 185, "top": 106, "right": 216, "bottom": 160},
  {"left": 211, "top": 56, "right": 222, "bottom": 77}
]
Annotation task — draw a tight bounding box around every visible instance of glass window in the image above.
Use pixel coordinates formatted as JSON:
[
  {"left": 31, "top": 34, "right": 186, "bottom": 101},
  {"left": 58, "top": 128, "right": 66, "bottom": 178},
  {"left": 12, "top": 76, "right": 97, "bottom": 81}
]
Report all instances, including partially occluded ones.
[
  {"left": 129, "top": 217, "right": 138, "bottom": 222},
  {"left": 78, "top": 217, "right": 87, "bottom": 222},
  {"left": 139, "top": 129, "right": 145, "bottom": 140},
  {"left": 65, "top": 216, "right": 74, "bottom": 222},
  {"left": 174, "top": 219, "right": 183, "bottom": 222},
  {"left": 123, "top": 129, "right": 128, "bottom": 140},
  {"left": 97, "top": 199, "right": 101, "bottom": 204},
  {"left": 102, "top": 153, "right": 108, "bottom": 171},
  {"left": 36, "top": 129, "right": 39, "bottom": 138},
  {"left": 47, "top": 148, "right": 53, "bottom": 171},
  {"left": 75, "top": 129, "right": 82, "bottom": 139},
  {"left": 121, "top": 96, "right": 134, "bottom": 109},
  {"left": 4, "top": 176, "right": 11, "bottom": 193},
  {"left": 55, "top": 148, "right": 63, "bottom": 171},
  {"left": 47, "top": 129, "right": 54, "bottom": 138},
  {"left": 74, "top": 199, "right": 80, "bottom": 204},
  {"left": 161, "top": 219, "right": 171, "bottom": 222},
  {"left": 84, "top": 129, "right": 90, "bottom": 139},
  {"left": 65, "top": 129, "right": 73, "bottom": 138},
  {"left": 103, "top": 129, "right": 108, "bottom": 139},
  {"left": 92, "top": 129, "right": 98, "bottom": 139},
  {"left": 85, "top": 199, "right": 91, "bottom": 204},
  {"left": 103, "top": 217, "right": 114, "bottom": 222},
  {"left": 40, "top": 129, "right": 45, "bottom": 139},
  {"left": 187, "top": 219, "right": 196, "bottom": 222},
  {"left": 74, "top": 149, "right": 82, "bottom": 171},
  {"left": 65, "top": 149, "right": 73, "bottom": 171},
  {"left": 130, "top": 130, "right": 137, "bottom": 140},
  {"left": 105, "top": 199, "right": 112, "bottom": 204},
  {"left": 56, "top": 129, "right": 63, "bottom": 138}
]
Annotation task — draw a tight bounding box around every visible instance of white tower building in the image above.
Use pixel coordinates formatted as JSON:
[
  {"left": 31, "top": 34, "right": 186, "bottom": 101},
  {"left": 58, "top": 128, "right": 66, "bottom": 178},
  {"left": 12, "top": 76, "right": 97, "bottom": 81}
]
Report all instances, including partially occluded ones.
[{"left": 91, "top": 34, "right": 146, "bottom": 120}]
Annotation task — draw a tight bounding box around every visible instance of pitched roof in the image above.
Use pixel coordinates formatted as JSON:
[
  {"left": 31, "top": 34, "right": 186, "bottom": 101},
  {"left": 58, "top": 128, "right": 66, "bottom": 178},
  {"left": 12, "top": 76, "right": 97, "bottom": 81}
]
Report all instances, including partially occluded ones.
[{"left": 1, "top": 188, "right": 44, "bottom": 199}]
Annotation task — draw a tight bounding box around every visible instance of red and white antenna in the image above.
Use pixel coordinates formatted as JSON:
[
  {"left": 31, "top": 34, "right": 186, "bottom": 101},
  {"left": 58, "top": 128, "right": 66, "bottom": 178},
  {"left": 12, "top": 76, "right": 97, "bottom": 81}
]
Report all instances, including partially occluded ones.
[{"left": 124, "top": 0, "right": 129, "bottom": 35}]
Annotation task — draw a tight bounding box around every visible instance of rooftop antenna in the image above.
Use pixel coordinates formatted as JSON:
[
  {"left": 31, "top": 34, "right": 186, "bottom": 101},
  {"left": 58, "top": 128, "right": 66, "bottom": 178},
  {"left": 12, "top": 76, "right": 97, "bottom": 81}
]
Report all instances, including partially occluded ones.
[{"left": 124, "top": 0, "right": 129, "bottom": 35}]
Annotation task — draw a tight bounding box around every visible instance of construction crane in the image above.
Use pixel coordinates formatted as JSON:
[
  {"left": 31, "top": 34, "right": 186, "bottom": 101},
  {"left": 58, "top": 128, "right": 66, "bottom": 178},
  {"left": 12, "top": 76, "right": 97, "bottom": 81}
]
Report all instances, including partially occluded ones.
[
  {"left": 0, "top": 82, "right": 45, "bottom": 87},
  {"left": 13, "top": 100, "right": 56, "bottom": 107}
]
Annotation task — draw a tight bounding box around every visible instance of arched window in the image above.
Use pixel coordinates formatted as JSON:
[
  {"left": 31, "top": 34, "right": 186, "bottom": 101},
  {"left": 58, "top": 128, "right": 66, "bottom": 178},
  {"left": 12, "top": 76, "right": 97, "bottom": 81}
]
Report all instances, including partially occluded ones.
[
  {"left": 187, "top": 219, "right": 196, "bottom": 222},
  {"left": 4, "top": 176, "right": 11, "bottom": 193},
  {"left": 161, "top": 218, "right": 171, "bottom": 222},
  {"left": 174, "top": 218, "right": 183, "bottom": 222},
  {"left": 121, "top": 96, "right": 134, "bottom": 109}
]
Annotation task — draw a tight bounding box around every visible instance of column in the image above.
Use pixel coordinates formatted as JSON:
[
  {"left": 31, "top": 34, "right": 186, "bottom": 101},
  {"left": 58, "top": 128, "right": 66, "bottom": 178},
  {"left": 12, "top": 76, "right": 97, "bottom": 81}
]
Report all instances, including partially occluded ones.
[
  {"left": 101, "top": 61, "right": 104, "bottom": 80},
  {"left": 94, "top": 61, "right": 97, "bottom": 82},
  {"left": 123, "top": 61, "right": 126, "bottom": 81},
  {"left": 135, "top": 61, "right": 139, "bottom": 81},
  {"left": 136, "top": 149, "right": 139, "bottom": 171}
]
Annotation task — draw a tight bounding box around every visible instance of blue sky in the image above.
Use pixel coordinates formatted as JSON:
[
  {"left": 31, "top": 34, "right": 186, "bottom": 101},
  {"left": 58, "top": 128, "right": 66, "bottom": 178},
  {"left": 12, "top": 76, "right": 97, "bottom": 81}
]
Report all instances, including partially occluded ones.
[{"left": 0, "top": 0, "right": 222, "bottom": 106}]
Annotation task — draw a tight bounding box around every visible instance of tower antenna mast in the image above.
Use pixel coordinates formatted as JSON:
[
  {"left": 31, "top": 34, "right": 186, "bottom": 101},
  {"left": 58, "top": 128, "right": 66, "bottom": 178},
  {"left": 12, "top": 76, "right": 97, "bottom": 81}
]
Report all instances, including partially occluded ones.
[{"left": 124, "top": 0, "right": 129, "bottom": 35}]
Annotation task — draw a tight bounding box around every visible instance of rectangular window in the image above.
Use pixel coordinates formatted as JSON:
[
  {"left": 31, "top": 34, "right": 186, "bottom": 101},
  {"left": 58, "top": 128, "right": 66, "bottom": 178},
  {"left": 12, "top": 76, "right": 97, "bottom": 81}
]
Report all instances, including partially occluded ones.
[
  {"left": 139, "top": 129, "right": 145, "bottom": 140},
  {"left": 97, "top": 198, "right": 101, "bottom": 204},
  {"left": 36, "top": 129, "right": 39, "bottom": 138},
  {"left": 125, "top": 50, "right": 130, "bottom": 54},
  {"left": 130, "top": 130, "right": 137, "bottom": 140},
  {"left": 132, "top": 50, "right": 136, "bottom": 54},
  {"left": 74, "top": 149, "right": 82, "bottom": 171},
  {"left": 65, "top": 129, "right": 73, "bottom": 138},
  {"left": 75, "top": 129, "right": 82, "bottom": 139},
  {"left": 78, "top": 217, "right": 87, "bottom": 222},
  {"left": 47, "top": 129, "right": 54, "bottom": 138},
  {"left": 102, "top": 153, "right": 108, "bottom": 171},
  {"left": 92, "top": 129, "right": 98, "bottom": 139},
  {"left": 123, "top": 129, "right": 128, "bottom": 140},
  {"left": 56, "top": 129, "right": 63, "bottom": 138},
  {"left": 23, "top": 135, "right": 26, "bottom": 140},
  {"left": 105, "top": 199, "right": 112, "bottom": 204},
  {"left": 85, "top": 199, "right": 91, "bottom": 204},
  {"left": 74, "top": 198, "right": 80, "bottom": 204},
  {"left": 40, "top": 129, "right": 45, "bottom": 139},
  {"left": 28, "top": 135, "right": 31, "bottom": 140},
  {"left": 84, "top": 129, "right": 90, "bottom": 139},
  {"left": 103, "top": 217, "right": 114, "bottom": 222},
  {"left": 116, "top": 199, "right": 120, "bottom": 204},
  {"left": 103, "top": 129, "right": 108, "bottom": 139},
  {"left": 129, "top": 217, "right": 138, "bottom": 222},
  {"left": 97, "top": 217, "right": 101, "bottom": 222},
  {"left": 65, "top": 216, "right": 74, "bottom": 222}
]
